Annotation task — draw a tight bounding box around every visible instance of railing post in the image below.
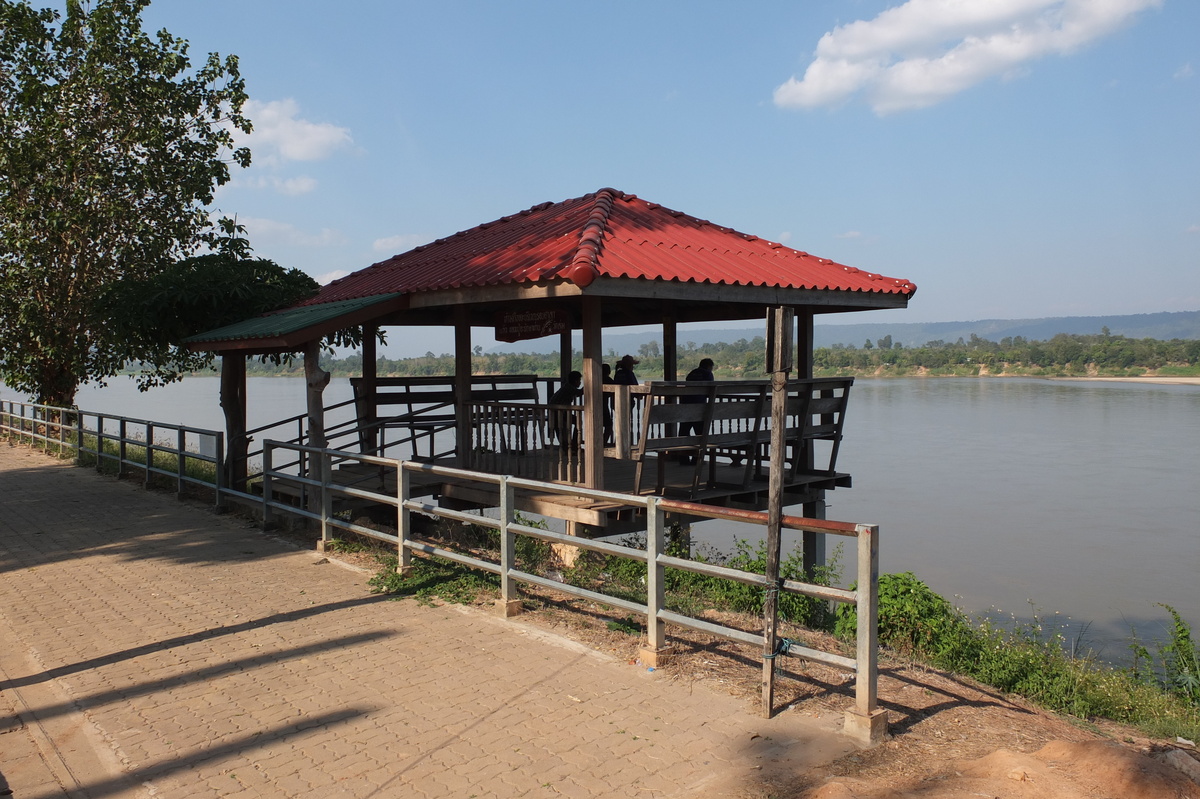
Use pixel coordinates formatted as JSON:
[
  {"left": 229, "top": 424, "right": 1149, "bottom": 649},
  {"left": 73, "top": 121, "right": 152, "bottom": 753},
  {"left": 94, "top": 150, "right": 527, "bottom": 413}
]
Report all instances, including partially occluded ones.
[
  {"left": 95, "top": 414, "right": 106, "bottom": 473},
  {"left": 176, "top": 427, "right": 187, "bottom": 498},
  {"left": 146, "top": 422, "right": 157, "bottom": 488},
  {"left": 116, "top": 418, "right": 128, "bottom": 479},
  {"left": 496, "top": 476, "right": 522, "bottom": 617},
  {"left": 261, "top": 445, "right": 274, "bottom": 530},
  {"left": 639, "top": 497, "right": 669, "bottom": 667},
  {"left": 844, "top": 523, "right": 887, "bottom": 745},
  {"left": 75, "top": 411, "right": 84, "bottom": 465},
  {"left": 214, "top": 433, "right": 226, "bottom": 512},
  {"left": 319, "top": 449, "right": 333, "bottom": 549},
  {"left": 397, "top": 464, "right": 412, "bottom": 574}
]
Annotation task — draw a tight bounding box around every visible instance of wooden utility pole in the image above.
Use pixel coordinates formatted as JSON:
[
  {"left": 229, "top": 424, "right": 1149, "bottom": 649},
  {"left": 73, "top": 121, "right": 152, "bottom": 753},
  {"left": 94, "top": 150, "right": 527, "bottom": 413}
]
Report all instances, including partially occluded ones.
[{"left": 762, "top": 306, "right": 793, "bottom": 717}]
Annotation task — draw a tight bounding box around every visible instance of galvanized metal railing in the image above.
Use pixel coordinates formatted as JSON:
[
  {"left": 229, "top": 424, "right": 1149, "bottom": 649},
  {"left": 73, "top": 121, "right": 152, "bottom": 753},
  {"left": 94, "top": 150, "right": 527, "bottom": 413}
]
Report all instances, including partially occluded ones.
[
  {"left": 256, "top": 439, "right": 884, "bottom": 741},
  {"left": 0, "top": 398, "right": 225, "bottom": 511}
]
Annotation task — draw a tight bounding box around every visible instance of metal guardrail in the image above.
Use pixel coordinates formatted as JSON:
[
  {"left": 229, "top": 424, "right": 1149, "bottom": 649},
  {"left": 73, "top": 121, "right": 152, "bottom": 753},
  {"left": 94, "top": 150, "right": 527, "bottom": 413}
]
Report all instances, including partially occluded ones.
[
  {"left": 257, "top": 439, "right": 884, "bottom": 741},
  {"left": 0, "top": 398, "right": 226, "bottom": 511}
]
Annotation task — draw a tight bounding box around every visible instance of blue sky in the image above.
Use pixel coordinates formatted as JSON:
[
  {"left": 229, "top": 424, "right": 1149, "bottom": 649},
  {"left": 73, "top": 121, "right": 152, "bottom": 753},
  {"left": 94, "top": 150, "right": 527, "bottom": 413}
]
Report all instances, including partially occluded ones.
[{"left": 138, "top": 0, "right": 1197, "bottom": 356}]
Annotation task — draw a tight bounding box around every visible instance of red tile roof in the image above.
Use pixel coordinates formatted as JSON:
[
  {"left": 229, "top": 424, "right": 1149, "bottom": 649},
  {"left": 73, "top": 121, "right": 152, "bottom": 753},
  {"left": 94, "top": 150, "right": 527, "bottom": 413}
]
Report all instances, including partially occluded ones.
[{"left": 303, "top": 188, "right": 916, "bottom": 306}]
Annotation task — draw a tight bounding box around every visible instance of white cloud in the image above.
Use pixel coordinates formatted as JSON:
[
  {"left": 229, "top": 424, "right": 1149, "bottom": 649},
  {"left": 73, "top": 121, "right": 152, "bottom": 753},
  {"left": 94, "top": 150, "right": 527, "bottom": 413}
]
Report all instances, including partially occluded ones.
[
  {"left": 372, "top": 233, "right": 424, "bottom": 253},
  {"left": 315, "top": 269, "right": 351, "bottom": 285},
  {"left": 236, "top": 175, "right": 319, "bottom": 196},
  {"left": 1175, "top": 62, "right": 1194, "bottom": 79},
  {"left": 836, "top": 230, "right": 863, "bottom": 239},
  {"left": 240, "top": 216, "right": 348, "bottom": 248},
  {"left": 240, "top": 99, "right": 353, "bottom": 163},
  {"left": 774, "top": 0, "right": 1162, "bottom": 115},
  {"left": 1187, "top": 223, "right": 1200, "bottom": 234}
]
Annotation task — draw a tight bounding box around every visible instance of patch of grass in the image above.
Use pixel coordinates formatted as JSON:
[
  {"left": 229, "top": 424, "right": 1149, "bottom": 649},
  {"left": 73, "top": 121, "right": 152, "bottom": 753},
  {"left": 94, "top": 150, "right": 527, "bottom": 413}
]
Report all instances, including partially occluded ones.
[
  {"left": 836, "top": 572, "right": 1200, "bottom": 741},
  {"left": 369, "top": 554, "right": 500, "bottom": 606},
  {"left": 606, "top": 616, "right": 643, "bottom": 636}
]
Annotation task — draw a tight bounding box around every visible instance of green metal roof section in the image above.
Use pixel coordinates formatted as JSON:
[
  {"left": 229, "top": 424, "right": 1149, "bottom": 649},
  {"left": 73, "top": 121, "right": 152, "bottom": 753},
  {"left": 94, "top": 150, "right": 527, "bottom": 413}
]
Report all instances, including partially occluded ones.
[{"left": 185, "top": 293, "right": 403, "bottom": 346}]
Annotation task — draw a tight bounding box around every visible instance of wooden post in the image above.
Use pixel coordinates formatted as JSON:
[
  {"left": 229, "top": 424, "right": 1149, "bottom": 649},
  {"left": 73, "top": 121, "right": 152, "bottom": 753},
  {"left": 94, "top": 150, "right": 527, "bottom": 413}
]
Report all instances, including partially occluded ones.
[
  {"left": 559, "top": 328, "right": 573, "bottom": 393},
  {"left": 220, "top": 353, "right": 248, "bottom": 491},
  {"left": 360, "top": 324, "right": 378, "bottom": 454},
  {"left": 762, "top": 306, "right": 793, "bottom": 718},
  {"left": 581, "top": 296, "right": 604, "bottom": 489},
  {"left": 304, "top": 341, "right": 330, "bottom": 518},
  {"left": 454, "top": 308, "right": 472, "bottom": 467},
  {"left": 662, "top": 315, "right": 677, "bottom": 381},
  {"left": 795, "top": 309, "right": 826, "bottom": 573}
]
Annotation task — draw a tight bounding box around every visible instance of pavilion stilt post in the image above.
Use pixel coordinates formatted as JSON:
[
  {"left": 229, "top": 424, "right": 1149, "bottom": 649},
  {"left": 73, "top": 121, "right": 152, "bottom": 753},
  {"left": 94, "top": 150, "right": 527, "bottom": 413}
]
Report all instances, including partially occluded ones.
[
  {"left": 796, "top": 309, "right": 826, "bottom": 573},
  {"left": 219, "top": 353, "right": 248, "bottom": 493},
  {"left": 360, "top": 324, "right": 378, "bottom": 454},
  {"left": 304, "top": 341, "right": 330, "bottom": 527},
  {"left": 454, "top": 309, "right": 472, "bottom": 468},
  {"left": 762, "top": 306, "right": 793, "bottom": 718},
  {"left": 581, "top": 296, "right": 604, "bottom": 489}
]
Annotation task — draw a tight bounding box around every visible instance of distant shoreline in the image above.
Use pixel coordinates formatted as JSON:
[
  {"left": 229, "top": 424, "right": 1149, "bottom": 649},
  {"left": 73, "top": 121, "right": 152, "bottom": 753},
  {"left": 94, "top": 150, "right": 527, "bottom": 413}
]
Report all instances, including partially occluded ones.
[{"left": 1048, "top": 376, "right": 1200, "bottom": 386}]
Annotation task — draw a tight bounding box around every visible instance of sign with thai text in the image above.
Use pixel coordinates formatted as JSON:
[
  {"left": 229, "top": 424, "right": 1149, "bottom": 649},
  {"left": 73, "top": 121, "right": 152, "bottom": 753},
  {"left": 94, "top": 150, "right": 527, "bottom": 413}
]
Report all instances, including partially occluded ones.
[{"left": 494, "top": 309, "right": 570, "bottom": 343}]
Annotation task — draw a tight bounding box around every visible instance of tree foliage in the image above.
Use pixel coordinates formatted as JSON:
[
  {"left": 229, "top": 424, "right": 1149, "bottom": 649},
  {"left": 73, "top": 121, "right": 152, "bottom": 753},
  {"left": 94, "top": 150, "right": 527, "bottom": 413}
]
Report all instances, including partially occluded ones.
[
  {"left": 0, "top": 0, "right": 250, "bottom": 406},
  {"left": 98, "top": 232, "right": 321, "bottom": 389}
]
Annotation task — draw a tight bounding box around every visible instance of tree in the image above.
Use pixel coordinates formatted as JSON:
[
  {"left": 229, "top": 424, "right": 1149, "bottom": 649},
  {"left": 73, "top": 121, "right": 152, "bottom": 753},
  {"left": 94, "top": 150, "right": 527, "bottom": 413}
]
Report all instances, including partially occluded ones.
[
  {"left": 97, "top": 237, "right": 322, "bottom": 389},
  {"left": 0, "top": 0, "right": 251, "bottom": 407}
]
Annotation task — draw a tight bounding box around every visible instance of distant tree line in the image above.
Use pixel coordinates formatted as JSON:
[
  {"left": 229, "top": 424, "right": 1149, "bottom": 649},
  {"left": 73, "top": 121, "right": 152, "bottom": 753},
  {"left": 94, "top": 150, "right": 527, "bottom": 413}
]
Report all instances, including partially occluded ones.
[{"left": 234, "top": 329, "right": 1200, "bottom": 380}]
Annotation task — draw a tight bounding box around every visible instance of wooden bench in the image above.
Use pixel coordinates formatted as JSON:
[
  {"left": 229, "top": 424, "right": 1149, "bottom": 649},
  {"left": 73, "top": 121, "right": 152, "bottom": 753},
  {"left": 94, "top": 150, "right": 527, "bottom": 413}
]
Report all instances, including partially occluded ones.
[
  {"left": 631, "top": 382, "right": 769, "bottom": 497},
  {"left": 350, "top": 375, "right": 540, "bottom": 460},
  {"left": 732, "top": 377, "right": 853, "bottom": 480}
]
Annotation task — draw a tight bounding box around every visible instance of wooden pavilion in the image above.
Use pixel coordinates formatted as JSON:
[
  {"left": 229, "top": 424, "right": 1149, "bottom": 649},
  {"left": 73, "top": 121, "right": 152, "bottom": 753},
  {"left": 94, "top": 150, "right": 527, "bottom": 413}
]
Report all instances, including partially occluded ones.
[{"left": 186, "top": 188, "right": 917, "bottom": 534}]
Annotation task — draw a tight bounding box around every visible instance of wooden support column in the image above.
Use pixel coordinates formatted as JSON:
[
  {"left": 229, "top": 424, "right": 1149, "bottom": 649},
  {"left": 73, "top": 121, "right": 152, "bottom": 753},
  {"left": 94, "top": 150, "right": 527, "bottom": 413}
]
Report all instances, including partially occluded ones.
[
  {"left": 454, "top": 308, "right": 472, "bottom": 467},
  {"left": 796, "top": 308, "right": 826, "bottom": 573},
  {"left": 581, "top": 296, "right": 604, "bottom": 489},
  {"left": 304, "top": 341, "right": 330, "bottom": 517},
  {"left": 762, "top": 306, "right": 793, "bottom": 719},
  {"left": 360, "top": 324, "right": 378, "bottom": 454},
  {"left": 662, "top": 315, "right": 677, "bottom": 381},
  {"left": 559, "top": 328, "right": 573, "bottom": 395},
  {"left": 219, "top": 353, "right": 248, "bottom": 492}
]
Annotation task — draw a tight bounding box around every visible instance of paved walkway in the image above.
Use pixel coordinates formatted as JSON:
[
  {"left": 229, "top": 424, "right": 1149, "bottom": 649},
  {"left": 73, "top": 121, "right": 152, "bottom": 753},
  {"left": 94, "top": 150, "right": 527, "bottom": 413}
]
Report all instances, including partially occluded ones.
[{"left": 0, "top": 443, "right": 854, "bottom": 798}]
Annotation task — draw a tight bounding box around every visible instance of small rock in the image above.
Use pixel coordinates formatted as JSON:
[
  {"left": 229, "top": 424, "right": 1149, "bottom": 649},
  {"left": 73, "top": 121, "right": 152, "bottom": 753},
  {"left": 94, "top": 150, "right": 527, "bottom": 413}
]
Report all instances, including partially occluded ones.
[{"left": 1157, "top": 750, "right": 1200, "bottom": 786}]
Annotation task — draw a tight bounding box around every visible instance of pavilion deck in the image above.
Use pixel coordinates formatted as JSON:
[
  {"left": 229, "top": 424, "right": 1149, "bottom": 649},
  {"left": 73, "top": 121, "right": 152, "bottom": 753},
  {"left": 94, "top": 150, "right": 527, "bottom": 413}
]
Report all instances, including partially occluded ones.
[{"left": 332, "top": 446, "right": 848, "bottom": 537}]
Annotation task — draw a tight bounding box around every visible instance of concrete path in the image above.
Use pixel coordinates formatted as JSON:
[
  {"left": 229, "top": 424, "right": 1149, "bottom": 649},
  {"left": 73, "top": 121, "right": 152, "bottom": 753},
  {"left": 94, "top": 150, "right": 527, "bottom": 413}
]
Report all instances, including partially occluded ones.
[{"left": 0, "top": 443, "right": 854, "bottom": 798}]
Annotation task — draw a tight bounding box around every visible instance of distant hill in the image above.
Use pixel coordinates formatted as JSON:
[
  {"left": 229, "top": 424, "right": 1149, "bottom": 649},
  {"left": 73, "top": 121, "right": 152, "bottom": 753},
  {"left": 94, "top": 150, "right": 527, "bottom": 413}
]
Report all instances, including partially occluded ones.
[{"left": 489, "top": 310, "right": 1200, "bottom": 355}]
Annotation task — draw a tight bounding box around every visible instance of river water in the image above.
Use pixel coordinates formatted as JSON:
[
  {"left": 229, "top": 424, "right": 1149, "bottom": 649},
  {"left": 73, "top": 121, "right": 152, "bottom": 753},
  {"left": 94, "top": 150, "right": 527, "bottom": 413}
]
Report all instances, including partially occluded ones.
[{"left": 29, "top": 376, "right": 1200, "bottom": 660}]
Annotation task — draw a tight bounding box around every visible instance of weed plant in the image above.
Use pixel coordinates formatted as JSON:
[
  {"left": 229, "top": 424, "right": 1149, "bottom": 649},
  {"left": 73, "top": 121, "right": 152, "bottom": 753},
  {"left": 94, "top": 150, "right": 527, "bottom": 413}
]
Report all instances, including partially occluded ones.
[
  {"left": 369, "top": 553, "right": 500, "bottom": 606},
  {"left": 836, "top": 572, "right": 1200, "bottom": 740}
]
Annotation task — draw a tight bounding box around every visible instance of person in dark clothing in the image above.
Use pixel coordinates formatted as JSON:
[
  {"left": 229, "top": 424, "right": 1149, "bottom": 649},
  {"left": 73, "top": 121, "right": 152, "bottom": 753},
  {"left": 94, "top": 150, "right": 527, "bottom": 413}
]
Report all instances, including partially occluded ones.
[
  {"left": 685, "top": 357, "right": 714, "bottom": 384},
  {"left": 549, "top": 370, "right": 583, "bottom": 448},
  {"left": 679, "top": 358, "right": 714, "bottom": 454},
  {"left": 601, "top": 363, "right": 614, "bottom": 445},
  {"left": 613, "top": 354, "right": 639, "bottom": 386}
]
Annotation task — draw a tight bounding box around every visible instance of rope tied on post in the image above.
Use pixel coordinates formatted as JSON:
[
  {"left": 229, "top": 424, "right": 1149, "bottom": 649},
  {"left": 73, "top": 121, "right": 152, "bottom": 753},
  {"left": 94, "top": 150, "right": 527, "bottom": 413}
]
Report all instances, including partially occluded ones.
[{"left": 763, "top": 637, "right": 795, "bottom": 660}]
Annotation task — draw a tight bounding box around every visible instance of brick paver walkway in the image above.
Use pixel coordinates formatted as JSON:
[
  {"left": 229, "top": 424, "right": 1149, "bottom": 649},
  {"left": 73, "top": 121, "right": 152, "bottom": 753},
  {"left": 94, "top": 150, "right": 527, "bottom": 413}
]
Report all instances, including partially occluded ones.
[{"left": 0, "top": 443, "right": 854, "bottom": 798}]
